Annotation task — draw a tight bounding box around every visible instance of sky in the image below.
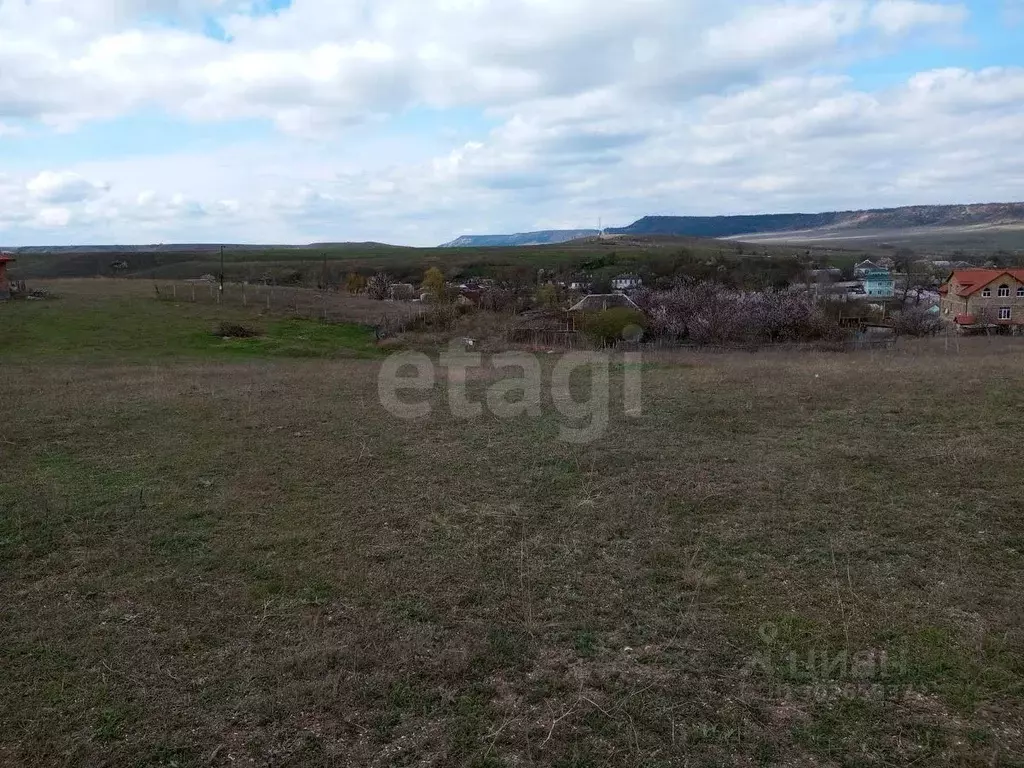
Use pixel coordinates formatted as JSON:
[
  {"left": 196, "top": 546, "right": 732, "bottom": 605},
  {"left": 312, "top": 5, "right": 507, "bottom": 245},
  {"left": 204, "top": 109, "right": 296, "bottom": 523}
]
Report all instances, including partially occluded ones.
[{"left": 1, "top": 0, "right": 1023, "bottom": 246}]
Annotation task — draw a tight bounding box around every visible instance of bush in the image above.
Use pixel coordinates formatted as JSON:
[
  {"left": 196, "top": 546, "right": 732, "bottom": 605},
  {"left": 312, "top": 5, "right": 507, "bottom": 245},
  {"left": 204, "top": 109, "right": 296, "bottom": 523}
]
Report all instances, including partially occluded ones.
[
  {"left": 634, "top": 281, "right": 845, "bottom": 345},
  {"left": 580, "top": 308, "right": 647, "bottom": 345},
  {"left": 479, "top": 285, "right": 533, "bottom": 313},
  {"left": 378, "top": 304, "right": 472, "bottom": 337},
  {"left": 536, "top": 283, "right": 559, "bottom": 308},
  {"left": 345, "top": 273, "right": 367, "bottom": 294},
  {"left": 423, "top": 267, "right": 448, "bottom": 303},
  {"left": 367, "top": 273, "right": 394, "bottom": 300},
  {"left": 214, "top": 322, "right": 261, "bottom": 338},
  {"left": 893, "top": 306, "right": 942, "bottom": 336}
]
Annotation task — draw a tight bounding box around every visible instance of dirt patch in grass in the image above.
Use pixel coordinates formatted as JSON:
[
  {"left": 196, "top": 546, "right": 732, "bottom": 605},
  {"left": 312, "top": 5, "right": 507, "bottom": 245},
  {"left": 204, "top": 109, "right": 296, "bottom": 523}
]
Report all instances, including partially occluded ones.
[{"left": 214, "top": 322, "right": 262, "bottom": 339}]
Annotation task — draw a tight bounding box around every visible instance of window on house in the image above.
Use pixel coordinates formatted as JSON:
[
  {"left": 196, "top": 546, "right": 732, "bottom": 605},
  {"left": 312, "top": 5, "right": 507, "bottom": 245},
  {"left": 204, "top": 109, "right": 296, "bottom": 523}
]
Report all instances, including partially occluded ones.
[
  {"left": 1018, "top": 287, "right": 1024, "bottom": 297},
  {"left": 982, "top": 288, "right": 992, "bottom": 297},
  {"left": 1000, "top": 307, "right": 1012, "bottom": 320},
  {"left": 999, "top": 284, "right": 1010, "bottom": 297}
]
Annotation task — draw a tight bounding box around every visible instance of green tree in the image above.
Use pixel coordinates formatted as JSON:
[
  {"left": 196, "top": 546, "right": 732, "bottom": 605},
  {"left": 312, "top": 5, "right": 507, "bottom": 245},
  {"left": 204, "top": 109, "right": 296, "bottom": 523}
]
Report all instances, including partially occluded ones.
[
  {"left": 345, "top": 273, "right": 367, "bottom": 294},
  {"left": 580, "top": 308, "right": 647, "bottom": 346},
  {"left": 423, "top": 267, "right": 448, "bottom": 303},
  {"left": 536, "top": 283, "right": 559, "bottom": 308}
]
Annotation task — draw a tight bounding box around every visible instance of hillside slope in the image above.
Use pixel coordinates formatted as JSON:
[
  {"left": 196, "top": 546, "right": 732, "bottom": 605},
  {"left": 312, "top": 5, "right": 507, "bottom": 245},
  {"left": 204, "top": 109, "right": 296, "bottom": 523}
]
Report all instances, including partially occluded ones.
[
  {"left": 440, "top": 203, "right": 1024, "bottom": 247},
  {"left": 609, "top": 203, "right": 1024, "bottom": 238},
  {"left": 440, "top": 230, "right": 599, "bottom": 247}
]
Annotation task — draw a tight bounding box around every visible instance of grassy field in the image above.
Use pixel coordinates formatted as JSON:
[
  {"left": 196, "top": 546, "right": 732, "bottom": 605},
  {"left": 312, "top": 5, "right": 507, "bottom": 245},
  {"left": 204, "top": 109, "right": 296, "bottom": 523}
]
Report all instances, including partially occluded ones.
[
  {"left": 5, "top": 237, "right": 847, "bottom": 286},
  {"left": 736, "top": 225, "right": 1024, "bottom": 256},
  {"left": 7, "top": 228, "right": 1023, "bottom": 288},
  {"left": 0, "top": 280, "right": 416, "bottom": 364},
  {"left": 2, "top": 283, "right": 1023, "bottom": 766}
]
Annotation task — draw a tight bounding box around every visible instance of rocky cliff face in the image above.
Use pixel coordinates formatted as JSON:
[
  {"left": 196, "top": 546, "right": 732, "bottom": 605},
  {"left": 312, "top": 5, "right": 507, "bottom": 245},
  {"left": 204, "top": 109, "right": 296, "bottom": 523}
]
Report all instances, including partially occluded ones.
[
  {"left": 440, "top": 230, "right": 600, "bottom": 247},
  {"left": 440, "top": 203, "right": 1024, "bottom": 246},
  {"left": 609, "top": 203, "right": 1024, "bottom": 239}
]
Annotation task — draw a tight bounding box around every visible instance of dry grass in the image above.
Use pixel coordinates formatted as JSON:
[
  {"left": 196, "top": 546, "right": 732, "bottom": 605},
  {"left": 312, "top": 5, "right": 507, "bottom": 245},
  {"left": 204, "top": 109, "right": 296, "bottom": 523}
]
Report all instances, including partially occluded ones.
[
  {"left": 34, "top": 278, "right": 424, "bottom": 326},
  {"left": 1, "top": 290, "right": 1023, "bottom": 767}
]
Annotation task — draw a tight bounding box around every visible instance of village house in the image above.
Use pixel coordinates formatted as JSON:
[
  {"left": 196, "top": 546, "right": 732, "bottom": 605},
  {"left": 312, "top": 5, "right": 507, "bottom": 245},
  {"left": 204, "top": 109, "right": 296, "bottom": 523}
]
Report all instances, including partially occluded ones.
[
  {"left": 862, "top": 269, "right": 895, "bottom": 298},
  {"left": 611, "top": 273, "right": 643, "bottom": 291},
  {"left": 939, "top": 268, "right": 1024, "bottom": 327},
  {"left": 0, "top": 252, "right": 15, "bottom": 300},
  {"left": 854, "top": 260, "right": 879, "bottom": 278},
  {"left": 568, "top": 275, "right": 593, "bottom": 292}
]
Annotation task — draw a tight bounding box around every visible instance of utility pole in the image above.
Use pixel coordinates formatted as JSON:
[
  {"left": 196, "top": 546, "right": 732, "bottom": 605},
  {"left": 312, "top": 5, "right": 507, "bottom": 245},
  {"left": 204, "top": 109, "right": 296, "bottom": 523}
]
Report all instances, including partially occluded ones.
[{"left": 219, "top": 245, "right": 225, "bottom": 296}]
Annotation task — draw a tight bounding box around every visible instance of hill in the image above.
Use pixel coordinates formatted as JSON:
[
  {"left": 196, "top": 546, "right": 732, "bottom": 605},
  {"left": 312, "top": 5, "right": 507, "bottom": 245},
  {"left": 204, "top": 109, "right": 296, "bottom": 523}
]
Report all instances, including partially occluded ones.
[
  {"left": 5, "top": 235, "right": 824, "bottom": 285},
  {"left": 440, "top": 229, "right": 600, "bottom": 247},
  {"left": 442, "top": 203, "right": 1024, "bottom": 251}
]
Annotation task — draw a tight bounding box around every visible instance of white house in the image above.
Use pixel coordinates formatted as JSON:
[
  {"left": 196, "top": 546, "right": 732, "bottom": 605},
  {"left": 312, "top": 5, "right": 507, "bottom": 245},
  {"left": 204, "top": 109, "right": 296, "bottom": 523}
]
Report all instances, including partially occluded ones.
[
  {"left": 611, "top": 273, "right": 643, "bottom": 291},
  {"left": 569, "top": 275, "right": 593, "bottom": 292}
]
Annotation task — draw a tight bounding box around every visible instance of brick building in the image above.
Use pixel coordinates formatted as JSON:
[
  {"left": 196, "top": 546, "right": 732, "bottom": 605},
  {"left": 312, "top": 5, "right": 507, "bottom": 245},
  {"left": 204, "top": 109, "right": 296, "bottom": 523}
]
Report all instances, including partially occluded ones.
[
  {"left": 0, "top": 253, "right": 14, "bottom": 301},
  {"left": 939, "top": 269, "right": 1024, "bottom": 326}
]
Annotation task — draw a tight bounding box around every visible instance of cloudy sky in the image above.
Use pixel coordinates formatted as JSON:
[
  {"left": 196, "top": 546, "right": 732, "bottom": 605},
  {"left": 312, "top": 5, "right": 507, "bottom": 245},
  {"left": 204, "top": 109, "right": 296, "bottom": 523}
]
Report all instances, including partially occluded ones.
[{"left": 1, "top": 0, "right": 1022, "bottom": 246}]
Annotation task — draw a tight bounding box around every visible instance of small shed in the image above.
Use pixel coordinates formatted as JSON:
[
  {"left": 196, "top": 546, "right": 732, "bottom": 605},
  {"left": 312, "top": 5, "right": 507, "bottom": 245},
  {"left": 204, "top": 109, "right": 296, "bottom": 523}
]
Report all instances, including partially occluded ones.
[
  {"left": 0, "top": 252, "right": 15, "bottom": 301},
  {"left": 507, "top": 308, "right": 578, "bottom": 346}
]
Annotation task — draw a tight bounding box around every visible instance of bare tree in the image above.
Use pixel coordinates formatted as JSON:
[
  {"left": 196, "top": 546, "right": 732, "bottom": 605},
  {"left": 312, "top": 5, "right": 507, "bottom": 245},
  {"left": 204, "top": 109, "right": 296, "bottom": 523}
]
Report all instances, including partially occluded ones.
[
  {"left": 634, "top": 281, "right": 844, "bottom": 345},
  {"left": 367, "top": 273, "right": 395, "bottom": 301}
]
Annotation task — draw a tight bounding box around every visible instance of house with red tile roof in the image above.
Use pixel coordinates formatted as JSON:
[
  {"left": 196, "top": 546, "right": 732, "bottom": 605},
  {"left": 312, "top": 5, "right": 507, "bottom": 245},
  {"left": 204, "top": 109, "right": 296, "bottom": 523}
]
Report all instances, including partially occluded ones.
[
  {"left": 939, "top": 269, "right": 1024, "bottom": 326},
  {"left": 0, "top": 252, "right": 14, "bottom": 301}
]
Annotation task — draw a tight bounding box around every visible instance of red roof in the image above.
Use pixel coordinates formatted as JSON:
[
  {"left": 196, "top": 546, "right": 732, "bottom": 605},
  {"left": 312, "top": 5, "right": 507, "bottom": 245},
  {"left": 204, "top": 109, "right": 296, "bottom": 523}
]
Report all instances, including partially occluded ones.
[
  {"left": 955, "top": 313, "right": 977, "bottom": 325},
  {"left": 945, "top": 269, "right": 1024, "bottom": 297}
]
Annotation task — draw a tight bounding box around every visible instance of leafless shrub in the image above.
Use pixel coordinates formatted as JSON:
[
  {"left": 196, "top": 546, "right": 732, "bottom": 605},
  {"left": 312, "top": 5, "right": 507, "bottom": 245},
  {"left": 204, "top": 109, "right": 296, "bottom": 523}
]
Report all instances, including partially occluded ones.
[
  {"left": 378, "top": 304, "right": 470, "bottom": 337},
  {"left": 367, "top": 273, "right": 395, "bottom": 301},
  {"left": 634, "top": 280, "right": 846, "bottom": 345},
  {"left": 479, "top": 284, "right": 533, "bottom": 313},
  {"left": 892, "top": 306, "right": 943, "bottom": 336}
]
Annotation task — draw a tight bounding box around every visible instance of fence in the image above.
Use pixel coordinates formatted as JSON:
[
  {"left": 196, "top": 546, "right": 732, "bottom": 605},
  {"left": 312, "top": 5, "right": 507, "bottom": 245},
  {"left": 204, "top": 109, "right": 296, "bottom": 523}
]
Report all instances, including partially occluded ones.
[
  {"left": 151, "top": 280, "right": 423, "bottom": 327},
  {"left": 504, "top": 329, "right": 900, "bottom": 354},
  {"left": 506, "top": 328, "right": 584, "bottom": 347}
]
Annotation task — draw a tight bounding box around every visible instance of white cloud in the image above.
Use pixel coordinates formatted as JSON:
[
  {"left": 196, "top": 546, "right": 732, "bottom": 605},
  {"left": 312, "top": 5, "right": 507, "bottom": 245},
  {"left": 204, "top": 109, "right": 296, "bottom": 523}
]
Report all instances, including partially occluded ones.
[
  {"left": 34, "top": 208, "right": 72, "bottom": 228},
  {"left": 904, "top": 67, "right": 1024, "bottom": 110},
  {"left": 3, "top": 0, "right": 1021, "bottom": 246},
  {"left": 4, "top": 62, "right": 1021, "bottom": 246},
  {"left": 703, "top": 1, "right": 865, "bottom": 63},
  {"left": 0, "top": 0, "right": 974, "bottom": 132},
  {"left": 869, "top": 0, "right": 968, "bottom": 34},
  {"left": 27, "top": 171, "right": 109, "bottom": 204}
]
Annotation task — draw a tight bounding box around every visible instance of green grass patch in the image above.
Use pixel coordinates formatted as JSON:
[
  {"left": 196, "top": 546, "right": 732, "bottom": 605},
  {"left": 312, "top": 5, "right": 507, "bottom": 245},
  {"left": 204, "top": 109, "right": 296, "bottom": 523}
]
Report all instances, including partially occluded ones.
[
  {"left": 201, "top": 318, "right": 381, "bottom": 359},
  {"left": 0, "top": 298, "right": 380, "bottom": 361}
]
